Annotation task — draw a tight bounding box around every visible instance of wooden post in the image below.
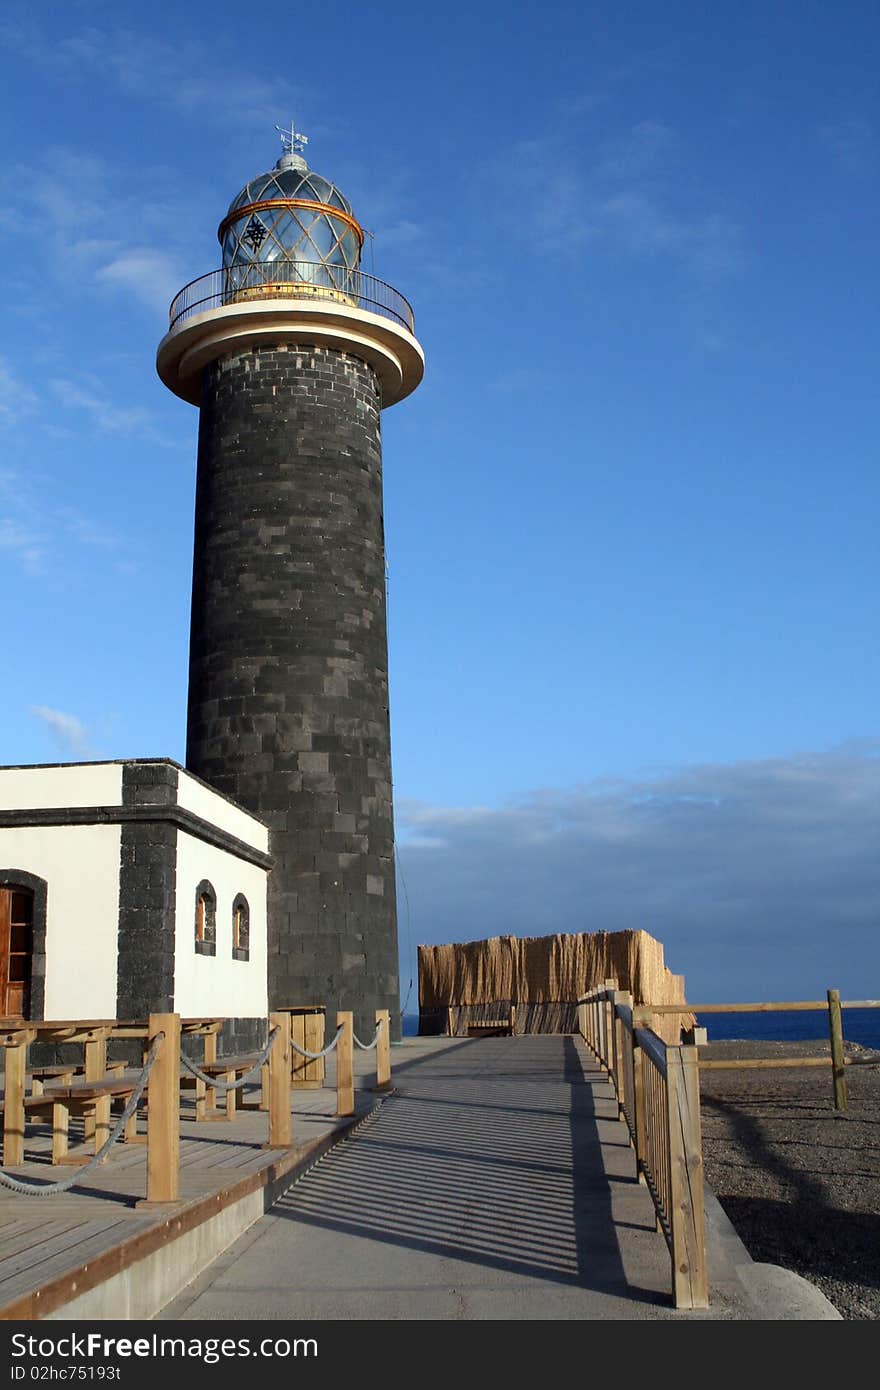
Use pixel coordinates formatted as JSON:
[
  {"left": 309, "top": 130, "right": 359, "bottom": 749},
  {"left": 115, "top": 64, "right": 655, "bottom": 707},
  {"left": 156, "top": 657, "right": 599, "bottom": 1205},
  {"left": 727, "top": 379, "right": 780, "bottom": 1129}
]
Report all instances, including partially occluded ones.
[
  {"left": 336, "top": 1011, "right": 354, "bottom": 1117},
  {"left": 82, "top": 1032, "right": 107, "bottom": 1143},
  {"left": 290, "top": 1012, "right": 307, "bottom": 1088},
  {"left": 305, "top": 1010, "right": 325, "bottom": 1086},
  {"left": 2, "top": 1040, "right": 27, "bottom": 1167},
  {"left": 144, "top": 1012, "right": 180, "bottom": 1205},
  {"left": 375, "top": 1008, "right": 392, "bottom": 1090},
  {"left": 604, "top": 980, "right": 619, "bottom": 1091},
  {"left": 633, "top": 1025, "right": 649, "bottom": 1185},
  {"left": 446, "top": 1006, "right": 455, "bottom": 1037},
  {"left": 615, "top": 989, "right": 633, "bottom": 1121},
  {"left": 682, "top": 1026, "right": 708, "bottom": 1046},
  {"left": 827, "top": 988, "right": 847, "bottom": 1112},
  {"left": 665, "top": 1042, "right": 708, "bottom": 1309},
  {"left": 267, "top": 1012, "right": 292, "bottom": 1148},
  {"left": 51, "top": 1100, "right": 69, "bottom": 1164},
  {"left": 93, "top": 1094, "right": 112, "bottom": 1157},
  {"left": 606, "top": 980, "right": 618, "bottom": 1061},
  {"left": 201, "top": 1029, "right": 218, "bottom": 1119},
  {"left": 508, "top": 1003, "right": 517, "bottom": 1036}
]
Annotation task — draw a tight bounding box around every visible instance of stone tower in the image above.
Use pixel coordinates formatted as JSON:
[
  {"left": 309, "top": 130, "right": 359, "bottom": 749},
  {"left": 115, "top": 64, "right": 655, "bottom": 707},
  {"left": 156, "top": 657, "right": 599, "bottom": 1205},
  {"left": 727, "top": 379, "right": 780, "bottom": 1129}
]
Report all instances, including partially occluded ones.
[{"left": 157, "top": 127, "right": 423, "bottom": 1037}]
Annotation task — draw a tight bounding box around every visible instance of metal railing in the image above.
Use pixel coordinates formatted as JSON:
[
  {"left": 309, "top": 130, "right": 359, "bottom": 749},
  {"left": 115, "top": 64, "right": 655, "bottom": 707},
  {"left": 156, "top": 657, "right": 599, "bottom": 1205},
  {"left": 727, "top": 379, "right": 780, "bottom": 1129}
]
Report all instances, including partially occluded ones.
[
  {"left": 579, "top": 982, "right": 708, "bottom": 1310},
  {"left": 168, "top": 261, "right": 415, "bottom": 334}
]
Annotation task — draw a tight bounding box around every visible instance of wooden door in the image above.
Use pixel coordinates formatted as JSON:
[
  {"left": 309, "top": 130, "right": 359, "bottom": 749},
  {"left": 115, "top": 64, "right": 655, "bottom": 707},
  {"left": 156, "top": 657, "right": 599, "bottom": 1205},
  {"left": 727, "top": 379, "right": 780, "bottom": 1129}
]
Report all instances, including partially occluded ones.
[{"left": 0, "top": 887, "right": 33, "bottom": 1018}]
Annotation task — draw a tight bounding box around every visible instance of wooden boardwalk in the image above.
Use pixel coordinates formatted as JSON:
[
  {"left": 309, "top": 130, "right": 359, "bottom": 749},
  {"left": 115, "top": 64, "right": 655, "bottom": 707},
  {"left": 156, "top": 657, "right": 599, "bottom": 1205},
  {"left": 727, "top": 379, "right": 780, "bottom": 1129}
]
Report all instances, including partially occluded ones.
[
  {"left": 161, "top": 1036, "right": 770, "bottom": 1321},
  {"left": 0, "top": 1042, "right": 451, "bottom": 1319},
  {"left": 1, "top": 1036, "right": 836, "bottom": 1320}
]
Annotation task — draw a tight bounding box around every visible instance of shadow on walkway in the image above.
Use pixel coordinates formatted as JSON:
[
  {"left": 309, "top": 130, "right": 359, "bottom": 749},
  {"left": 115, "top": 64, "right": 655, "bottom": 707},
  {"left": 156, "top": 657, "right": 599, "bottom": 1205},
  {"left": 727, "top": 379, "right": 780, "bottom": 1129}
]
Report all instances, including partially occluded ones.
[{"left": 266, "top": 1036, "right": 666, "bottom": 1306}]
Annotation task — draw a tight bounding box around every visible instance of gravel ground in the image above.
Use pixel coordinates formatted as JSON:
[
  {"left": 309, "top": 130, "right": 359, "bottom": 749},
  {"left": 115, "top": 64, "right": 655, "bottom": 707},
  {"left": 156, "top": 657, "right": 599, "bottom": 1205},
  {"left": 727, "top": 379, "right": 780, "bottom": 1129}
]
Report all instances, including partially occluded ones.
[{"left": 698, "top": 1038, "right": 880, "bottom": 1320}]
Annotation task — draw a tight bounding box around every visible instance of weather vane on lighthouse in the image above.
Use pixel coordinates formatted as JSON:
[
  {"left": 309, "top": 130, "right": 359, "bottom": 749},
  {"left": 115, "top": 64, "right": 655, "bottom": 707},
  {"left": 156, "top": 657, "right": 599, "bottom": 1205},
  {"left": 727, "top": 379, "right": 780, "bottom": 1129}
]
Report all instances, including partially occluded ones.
[{"left": 275, "top": 120, "right": 308, "bottom": 156}]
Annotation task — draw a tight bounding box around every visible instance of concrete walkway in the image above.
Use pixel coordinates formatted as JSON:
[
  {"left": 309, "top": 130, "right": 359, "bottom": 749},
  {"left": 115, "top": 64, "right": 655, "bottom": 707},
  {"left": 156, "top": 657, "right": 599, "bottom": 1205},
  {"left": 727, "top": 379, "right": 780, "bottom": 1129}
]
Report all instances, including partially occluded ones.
[{"left": 160, "top": 1036, "right": 836, "bottom": 1320}]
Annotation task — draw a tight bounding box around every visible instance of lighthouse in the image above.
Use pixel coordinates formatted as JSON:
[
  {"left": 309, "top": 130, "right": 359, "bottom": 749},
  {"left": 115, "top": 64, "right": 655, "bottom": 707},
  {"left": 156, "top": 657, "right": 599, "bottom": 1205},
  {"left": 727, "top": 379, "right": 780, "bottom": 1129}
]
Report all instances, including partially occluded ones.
[{"left": 157, "top": 126, "right": 424, "bottom": 1039}]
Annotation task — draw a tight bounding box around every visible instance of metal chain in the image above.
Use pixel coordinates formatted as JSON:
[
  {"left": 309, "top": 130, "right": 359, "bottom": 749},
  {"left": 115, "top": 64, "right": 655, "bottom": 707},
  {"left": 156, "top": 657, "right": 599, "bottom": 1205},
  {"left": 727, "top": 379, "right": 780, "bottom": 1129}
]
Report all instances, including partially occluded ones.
[
  {"left": 353, "top": 1017, "right": 385, "bottom": 1051},
  {"left": 0, "top": 1032, "right": 165, "bottom": 1197},
  {"left": 289, "top": 1023, "right": 344, "bottom": 1061},
  {"left": 178, "top": 1027, "right": 280, "bottom": 1091}
]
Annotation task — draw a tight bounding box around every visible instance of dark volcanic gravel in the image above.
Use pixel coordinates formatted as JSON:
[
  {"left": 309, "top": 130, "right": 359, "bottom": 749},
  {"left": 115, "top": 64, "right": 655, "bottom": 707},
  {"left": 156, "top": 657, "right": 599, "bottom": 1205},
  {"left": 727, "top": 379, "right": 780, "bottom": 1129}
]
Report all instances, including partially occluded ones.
[{"left": 698, "top": 1039, "right": 880, "bottom": 1320}]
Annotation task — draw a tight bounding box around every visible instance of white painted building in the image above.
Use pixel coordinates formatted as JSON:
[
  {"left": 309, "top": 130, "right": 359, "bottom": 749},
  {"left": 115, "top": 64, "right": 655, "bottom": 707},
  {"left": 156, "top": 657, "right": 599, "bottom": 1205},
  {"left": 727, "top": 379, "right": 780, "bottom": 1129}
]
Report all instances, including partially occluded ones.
[{"left": 0, "top": 759, "right": 270, "bottom": 1030}]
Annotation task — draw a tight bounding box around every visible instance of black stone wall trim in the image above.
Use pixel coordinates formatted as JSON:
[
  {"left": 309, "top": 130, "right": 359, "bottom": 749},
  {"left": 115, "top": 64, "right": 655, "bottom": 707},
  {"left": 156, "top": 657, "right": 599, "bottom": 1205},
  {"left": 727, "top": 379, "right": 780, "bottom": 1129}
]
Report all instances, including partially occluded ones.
[
  {"left": 121, "top": 760, "right": 178, "bottom": 808},
  {"left": 116, "top": 820, "right": 176, "bottom": 1019},
  {"left": 0, "top": 869, "right": 47, "bottom": 1021},
  {"left": 194, "top": 940, "right": 216, "bottom": 957},
  {"left": 0, "top": 807, "right": 273, "bottom": 871}
]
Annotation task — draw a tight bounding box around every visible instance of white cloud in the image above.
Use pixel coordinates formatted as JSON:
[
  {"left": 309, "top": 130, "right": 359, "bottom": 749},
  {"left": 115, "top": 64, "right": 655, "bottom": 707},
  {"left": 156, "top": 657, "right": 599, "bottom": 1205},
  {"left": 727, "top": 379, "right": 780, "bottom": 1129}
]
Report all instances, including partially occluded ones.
[
  {"left": 50, "top": 378, "right": 172, "bottom": 445},
  {"left": 372, "top": 220, "right": 425, "bottom": 249},
  {"left": 493, "top": 122, "right": 745, "bottom": 280},
  {"left": 0, "top": 518, "right": 47, "bottom": 575},
  {"left": 29, "top": 705, "right": 92, "bottom": 755},
  {"left": 396, "top": 742, "right": 880, "bottom": 999},
  {"left": 0, "top": 358, "right": 38, "bottom": 425},
  {"left": 0, "top": 466, "right": 125, "bottom": 576},
  {"left": 0, "top": 146, "right": 201, "bottom": 322},
  {"left": 1, "top": 21, "right": 302, "bottom": 128},
  {"left": 94, "top": 249, "right": 183, "bottom": 315},
  {"left": 56, "top": 507, "right": 121, "bottom": 551}
]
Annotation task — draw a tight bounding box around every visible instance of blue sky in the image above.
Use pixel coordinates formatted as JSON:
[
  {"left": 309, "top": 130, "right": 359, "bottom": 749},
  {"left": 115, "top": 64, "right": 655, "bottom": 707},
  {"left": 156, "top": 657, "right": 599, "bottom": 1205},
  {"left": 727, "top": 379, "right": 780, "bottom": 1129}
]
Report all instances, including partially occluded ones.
[{"left": 1, "top": 1, "right": 878, "bottom": 1004}]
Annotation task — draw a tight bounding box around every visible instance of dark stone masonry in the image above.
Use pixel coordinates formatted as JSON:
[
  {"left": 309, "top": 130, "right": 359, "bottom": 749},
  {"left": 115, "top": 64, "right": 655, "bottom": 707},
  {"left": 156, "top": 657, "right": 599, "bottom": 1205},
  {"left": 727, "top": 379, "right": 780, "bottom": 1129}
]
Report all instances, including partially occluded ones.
[
  {"left": 116, "top": 762, "right": 178, "bottom": 1020},
  {"left": 186, "top": 345, "right": 400, "bottom": 1038}
]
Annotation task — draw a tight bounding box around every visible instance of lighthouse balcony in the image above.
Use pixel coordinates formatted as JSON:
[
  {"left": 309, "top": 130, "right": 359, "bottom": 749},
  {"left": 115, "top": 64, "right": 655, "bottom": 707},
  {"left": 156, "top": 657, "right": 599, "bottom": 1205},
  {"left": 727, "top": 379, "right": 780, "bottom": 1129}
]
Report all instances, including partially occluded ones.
[
  {"left": 158, "top": 259, "right": 423, "bottom": 408},
  {"left": 168, "top": 260, "right": 414, "bottom": 334}
]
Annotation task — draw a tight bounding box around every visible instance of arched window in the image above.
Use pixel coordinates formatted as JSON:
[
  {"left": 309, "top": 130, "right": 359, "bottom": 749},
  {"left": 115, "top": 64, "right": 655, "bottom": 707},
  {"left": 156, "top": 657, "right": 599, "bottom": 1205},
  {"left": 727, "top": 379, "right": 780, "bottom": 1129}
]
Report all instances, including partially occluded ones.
[
  {"left": 232, "top": 895, "right": 250, "bottom": 961},
  {"left": 194, "top": 881, "right": 216, "bottom": 956}
]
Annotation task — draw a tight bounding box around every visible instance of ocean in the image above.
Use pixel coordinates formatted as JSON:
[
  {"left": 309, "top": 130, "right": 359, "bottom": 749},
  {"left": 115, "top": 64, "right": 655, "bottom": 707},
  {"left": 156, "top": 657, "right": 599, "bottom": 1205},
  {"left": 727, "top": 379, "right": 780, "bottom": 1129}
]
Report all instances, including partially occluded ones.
[
  {"left": 693, "top": 1006, "right": 880, "bottom": 1051},
  {"left": 402, "top": 1009, "right": 880, "bottom": 1050}
]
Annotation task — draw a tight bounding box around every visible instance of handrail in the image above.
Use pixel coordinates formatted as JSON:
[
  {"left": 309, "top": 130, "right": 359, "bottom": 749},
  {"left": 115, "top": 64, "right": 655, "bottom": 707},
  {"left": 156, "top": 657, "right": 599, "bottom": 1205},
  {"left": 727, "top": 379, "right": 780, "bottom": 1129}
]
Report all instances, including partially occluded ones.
[
  {"left": 633, "top": 1024, "right": 667, "bottom": 1073},
  {"left": 636, "top": 998, "right": 880, "bottom": 1013},
  {"left": 579, "top": 983, "right": 708, "bottom": 1310},
  {"left": 167, "top": 261, "right": 415, "bottom": 334},
  {"left": 633, "top": 990, "right": 866, "bottom": 1111}
]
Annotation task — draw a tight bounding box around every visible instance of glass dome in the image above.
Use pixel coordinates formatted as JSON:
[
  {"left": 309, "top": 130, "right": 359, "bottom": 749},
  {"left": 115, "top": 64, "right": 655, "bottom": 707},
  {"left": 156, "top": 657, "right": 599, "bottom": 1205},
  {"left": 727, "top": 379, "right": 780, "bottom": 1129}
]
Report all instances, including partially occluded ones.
[{"left": 218, "top": 152, "right": 363, "bottom": 299}]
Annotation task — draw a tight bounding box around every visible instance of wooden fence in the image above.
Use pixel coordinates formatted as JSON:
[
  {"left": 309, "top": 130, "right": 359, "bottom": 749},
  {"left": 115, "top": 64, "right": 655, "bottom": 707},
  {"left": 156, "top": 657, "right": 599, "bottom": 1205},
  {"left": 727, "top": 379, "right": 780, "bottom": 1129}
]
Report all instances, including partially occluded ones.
[
  {"left": 633, "top": 992, "right": 880, "bottom": 1112},
  {"left": 1, "top": 1007, "right": 392, "bottom": 1205},
  {"left": 579, "top": 982, "right": 708, "bottom": 1310},
  {"left": 578, "top": 983, "right": 880, "bottom": 1307}
]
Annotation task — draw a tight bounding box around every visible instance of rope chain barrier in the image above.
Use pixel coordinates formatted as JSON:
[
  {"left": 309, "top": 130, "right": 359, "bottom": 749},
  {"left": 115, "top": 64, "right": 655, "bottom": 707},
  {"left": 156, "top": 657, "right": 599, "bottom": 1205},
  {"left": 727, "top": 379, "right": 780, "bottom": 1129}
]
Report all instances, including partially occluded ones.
[
  {"left": 353, "top": 1018, "right": 385, "bottom": 1051},
  {"left": 0, "top": 1032, "right": 165, "bottom": 1197},
  {"left": 178, "top": 1027, "right": 280, "bottom": 1092},
  {"left": 289, "top": 1023, "right": 345, "bottom": 1061}
]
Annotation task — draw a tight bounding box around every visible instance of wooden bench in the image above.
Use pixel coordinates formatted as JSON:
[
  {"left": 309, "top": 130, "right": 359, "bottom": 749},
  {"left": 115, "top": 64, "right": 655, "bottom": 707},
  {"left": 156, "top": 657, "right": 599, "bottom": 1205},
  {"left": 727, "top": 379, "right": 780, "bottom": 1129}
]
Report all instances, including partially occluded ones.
[
  {"left": 449, "top": 1004, "right": 517, "bottom": 1039},
  {"left": 25, "top": 1076, "right": 141, "bottom": 1165},
  {"left": 466, "top": 1020, "right": 513, "bottom": 1037},
  {"left": 29, "top": 1060, "right": 126, "bottom": 1096},
  {"left": 192, "top": 1054, "right": 262, "bottom": 1121},
  {"left": 113, "top": 1018, "right": 225, "bottom": 1122}
]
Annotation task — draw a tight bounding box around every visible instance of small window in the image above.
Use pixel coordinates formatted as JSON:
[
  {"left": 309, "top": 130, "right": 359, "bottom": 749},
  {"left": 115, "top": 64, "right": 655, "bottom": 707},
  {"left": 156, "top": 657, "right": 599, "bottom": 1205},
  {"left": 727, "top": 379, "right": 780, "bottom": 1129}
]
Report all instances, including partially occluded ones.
[
  {"left": 232, "top": 894, "right": 250, "bottom": 961},
  {"left": 195, "top": 881, "right": 216, "bottom": 956}
]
